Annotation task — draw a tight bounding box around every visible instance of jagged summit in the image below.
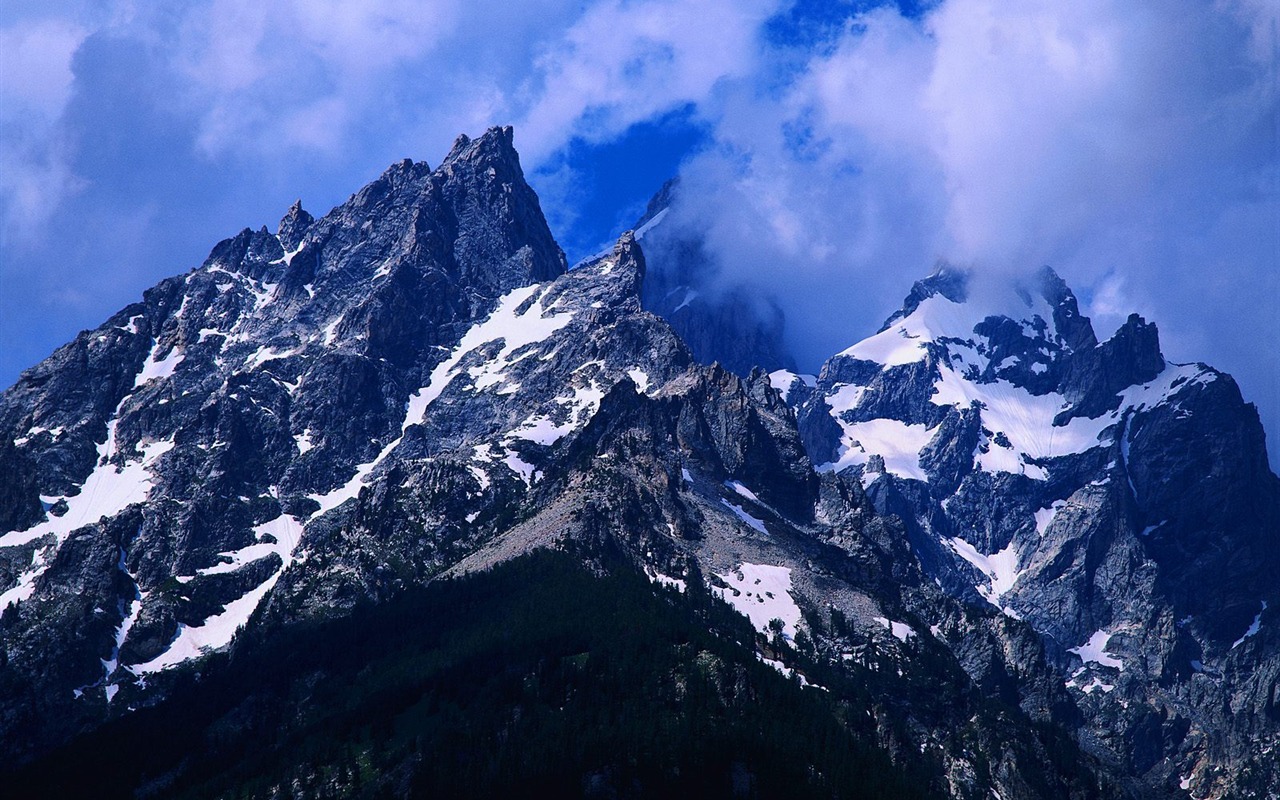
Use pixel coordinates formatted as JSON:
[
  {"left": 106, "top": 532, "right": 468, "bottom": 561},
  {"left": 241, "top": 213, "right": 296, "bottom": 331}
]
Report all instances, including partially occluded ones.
[
  {"left": 442, "top": 124, "right": 516, "bottom": 165},
  {"left": 0, "top": 129, "right": 574, "bottom": 726},
  {"left": 277, "top": 200, "right": 314, "bottom": 251},
  {"left": 633, "top": 176, "right": 678, "bottom": 231},
  {"left": 826, "top": 264, "right": 1165, "bottom": 415},
  {"left": 880, "top": 262, "right": 970, "bottom": 329}
]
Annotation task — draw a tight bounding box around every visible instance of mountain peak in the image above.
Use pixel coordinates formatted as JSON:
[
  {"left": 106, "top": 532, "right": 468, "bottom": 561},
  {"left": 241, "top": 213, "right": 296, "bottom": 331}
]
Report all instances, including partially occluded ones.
[
  {"left": 442, "top": 125, "right": 518, "bottom": 169},
  {"left": 883, "top": 262, "right": 971, "bottom": 329},
  {"left": 277, "top": 200, "right": 314, "bottom": 252},
  {"left": 628, "top": 179, "right": 797, "bottom": 377}
]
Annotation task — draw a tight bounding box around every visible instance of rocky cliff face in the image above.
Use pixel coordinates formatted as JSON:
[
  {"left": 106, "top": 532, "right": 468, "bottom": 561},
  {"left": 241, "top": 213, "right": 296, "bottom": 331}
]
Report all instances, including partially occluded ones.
[
  {"left": 779, "top": 266, "right": 1280, "bottom": 797},
  {"left": 1, "top": 130, "right": 1276, "bottom": 799}
]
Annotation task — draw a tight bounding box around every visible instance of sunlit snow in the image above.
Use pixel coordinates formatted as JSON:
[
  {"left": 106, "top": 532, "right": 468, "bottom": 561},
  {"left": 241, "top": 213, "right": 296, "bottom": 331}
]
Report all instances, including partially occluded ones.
[
  {"left": 403, "top": 284, "right": 574, "bottom": 429},
  {"left": 133, "top": 512, "right": 303, "bottom": 674},
  {"left": 626, "top": 367, "right": 651, "bottom": 394},
  {"left": 304, "top": 284, "right": 577, "bottom": 515},
  {"left": 820, "top": 279, "right": 1219, "bottom": 484},
  {"left": 874, "top": 616, "right": 917, "bottom": 642},
  {"left": 502, "top": 450, "right": 537, "bottom": 486},
  {"left": 1034, "top": 501, "right": 1065, "bottom": 535},
  {"left": 712, "top": 563, "right": 802, "bottom": 640},
  {"left": 1070, "top": 629, "right": 1123, "bottom": 670},
  {"left": 767, "top": 370, "right": 815, "bottom": 403},
  {"left": 720, "top": 499, "right": 768, "bottom": 534},
  {"left": 511, "top": 414, "right": 574, "bottom": 446},
  {"left": 819, "top": 418, "right": 934, "bottom": 480},
  {"left": 295, "top": 430, "right": 315, "bottom": 454},
  {"left": 133, "top": 340, "right": 184, "bottom": 387},
  {"left": 0, "top": 420, "right": 173, "bottom": 609},
  {"left": 946, "top": 537, "right": 1020, "bottom": 610}
]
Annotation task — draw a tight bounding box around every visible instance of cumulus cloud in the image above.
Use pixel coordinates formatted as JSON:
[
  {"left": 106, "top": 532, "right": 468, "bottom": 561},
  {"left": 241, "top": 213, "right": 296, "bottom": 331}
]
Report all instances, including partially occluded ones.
[
  {"left": 0, "top": 17, "right": 89, "bottom": 237},
  {"left": 173, "top": 0, "right": 466, "bottom": 156},
  {"left": 512, "top": 0, "right": 779, "bottom": 164}
]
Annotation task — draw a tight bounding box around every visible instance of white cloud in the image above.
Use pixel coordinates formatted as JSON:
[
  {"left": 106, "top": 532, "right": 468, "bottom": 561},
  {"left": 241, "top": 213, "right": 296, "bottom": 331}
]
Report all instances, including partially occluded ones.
[
  {"left": 174, "top": 0, "right": 465, "bottom": 156},
  {"left": 650, "top": 0, "right": 1278, "bottom": 454},
  {"left": 0, "top": 17, "right": 90, "bottom": 237},
  {"left": 512, "top": 0, "right": 781, "bottom": 163},
  {"left": 0, "top": 18, "right": 86, "bottom": 116}
]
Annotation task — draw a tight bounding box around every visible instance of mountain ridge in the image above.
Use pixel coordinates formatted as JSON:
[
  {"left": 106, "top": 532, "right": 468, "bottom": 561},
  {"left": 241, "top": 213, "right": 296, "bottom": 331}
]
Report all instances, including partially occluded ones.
[{"left": 1, "top": 127, "right": 1277, "bottom": 799}]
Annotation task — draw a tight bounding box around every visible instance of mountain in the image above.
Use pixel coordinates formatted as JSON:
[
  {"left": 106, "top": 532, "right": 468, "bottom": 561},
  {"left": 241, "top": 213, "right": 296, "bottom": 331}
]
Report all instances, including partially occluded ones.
[
  {"left": 777, "top": 266, "right": 1280, "bottom": 796},
  {"left": 625, "top": 178, "right": 797, "bottom": 377},
  {"left": 1, "top": 127, "right": 1276, "bottom": 799}
]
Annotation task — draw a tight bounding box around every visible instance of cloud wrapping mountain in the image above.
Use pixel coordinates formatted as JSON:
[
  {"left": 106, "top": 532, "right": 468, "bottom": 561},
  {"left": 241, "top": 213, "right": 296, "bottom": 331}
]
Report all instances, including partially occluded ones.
[{"left": 2, "top": 0, "right": 1277, "bottom": 457}]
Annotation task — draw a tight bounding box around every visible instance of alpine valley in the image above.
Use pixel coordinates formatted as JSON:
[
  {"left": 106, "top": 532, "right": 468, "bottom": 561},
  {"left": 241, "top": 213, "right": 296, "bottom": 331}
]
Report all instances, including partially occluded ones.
[{"left": 1, "top": 128, "right": 1277, "bottom": 800}]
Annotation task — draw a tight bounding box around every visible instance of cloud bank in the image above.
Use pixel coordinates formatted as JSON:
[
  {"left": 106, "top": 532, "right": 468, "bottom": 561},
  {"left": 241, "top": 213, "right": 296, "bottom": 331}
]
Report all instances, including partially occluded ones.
[
  {"left": 2, "top": 0, "right": 1277, "bottom": 457},
  {"left": 663, "top": 0, "right": 1279, "bottom": 453}
]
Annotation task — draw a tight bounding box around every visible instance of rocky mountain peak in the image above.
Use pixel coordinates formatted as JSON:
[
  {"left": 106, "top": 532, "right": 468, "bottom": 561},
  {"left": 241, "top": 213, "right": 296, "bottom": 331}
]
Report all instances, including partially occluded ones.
[
  {"left": 441, "top": 125, "right": 518, "bottom": 168},
  {"left": 1035, "top": 265, "right": 1098, "bottom": 353},
  {"left": 634, "top": 176, "right": 678, "bottom": 230},
  {"left": 277, "top": 200, "right": 314, "bottom": 252},
  {"left": 776, "top": 260, "right": 1280, "bottom": 796},
  {"left": 1059, "top": 311, "right": 1165, "bottom": 421},
  {"left": 882, "top": 262, "right": 970, "bottom": 329},
  {"left": 610, "top": 230, "right": 645, "bottom": 290}
]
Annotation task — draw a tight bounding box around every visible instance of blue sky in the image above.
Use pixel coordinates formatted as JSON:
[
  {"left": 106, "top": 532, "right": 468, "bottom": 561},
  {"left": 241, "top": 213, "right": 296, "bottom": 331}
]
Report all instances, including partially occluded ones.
[{"left": 2, "top": 0, "right": 1277, "bottom": 457}]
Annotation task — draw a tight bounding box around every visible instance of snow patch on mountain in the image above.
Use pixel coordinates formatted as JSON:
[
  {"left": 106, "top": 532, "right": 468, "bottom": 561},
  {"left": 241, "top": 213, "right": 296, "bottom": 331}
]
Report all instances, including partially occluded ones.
[
  {"left": 133, "top": 340, "right": 184, "bottom": 387},
  {"left": 712, "top": 563, "right": 802, "bottom": 640},
  {"left": 198, "top": 510, "right": 303, "bottom": 578},
  {"left": 626, "top": 367, "right": 651, "bottom": 394},
  {"left": 726, "top": 481, "right": 759, "bottom": 502},
  {"left": 1070, "top": 630, "right": 1123, "bottom": 670},
  {"left": 510, "top": 414, "right": 574, "bottom": 446},
  {"left": 767, "top": 370, "right": 815, "bottom": 403},
  {"left": 1232, "top": 601, "right": 1268, "bottom": 649},
  {"left": 0, "top": 418, "right": 174, "bottom": 609},
  {"left": 946, "top": 537, "right": 1021, "bottom": 611},
  {"left": 1034, "top": 501, "right": 1065, "bottom": 534},
  {"left": 404, "top": 283, "right": 574, "bottom": 427},
  {"left": 134, "top": 512, "right": 303, "bottom": 674},
  {"left": 721, "top": 499, "right": 768, "bottom": 534},
  {"left": 817, "top": 279, "right": 1219, "bottom": 485},
  {"left": 132, "top": 567, "right": 285, "bottom": 675},
  {"left": 818, "top": 418, "right": 933, "bottom": 481},
  {"left": 501, "top": 449, "right": 538, "bottom": 486},
  {"left": 874, "top": 617, "right": 917, "bottom": 642},
  {"left": 300, "top": 283, "right": 579, "bottom": 517},
  {"left": 838, "top": 283, "right": 1057, "bottom": 369},
  {"left": 294, "top": 430, "right": 315, "bottom": 454},
  {"left": 645, "top": 567, "right": 686, "bottom": 593},
  {"left": 931, "top": 366, "right": 1104, "bottom": 478}
]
